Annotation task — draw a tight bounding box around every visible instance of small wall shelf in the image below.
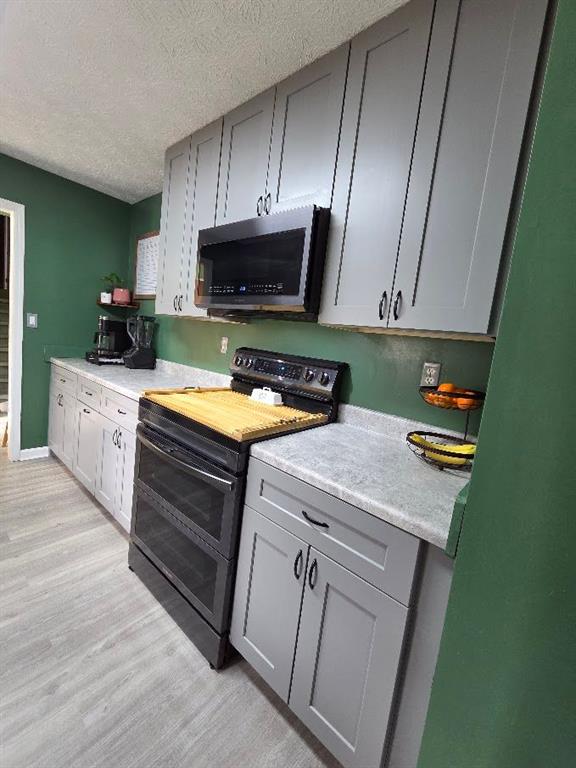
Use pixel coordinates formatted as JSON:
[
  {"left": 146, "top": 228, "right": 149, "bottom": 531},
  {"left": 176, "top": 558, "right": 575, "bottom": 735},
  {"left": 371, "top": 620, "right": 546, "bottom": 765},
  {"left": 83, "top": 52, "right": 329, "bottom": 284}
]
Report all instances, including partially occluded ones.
[{"left": 97, "top": 301, "right": 140, "bottom": 310}]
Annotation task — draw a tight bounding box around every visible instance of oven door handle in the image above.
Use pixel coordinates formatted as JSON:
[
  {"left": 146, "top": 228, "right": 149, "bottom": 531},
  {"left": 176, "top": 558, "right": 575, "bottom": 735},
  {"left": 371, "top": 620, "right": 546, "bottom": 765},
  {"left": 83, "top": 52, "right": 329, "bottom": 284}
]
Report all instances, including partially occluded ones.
[{"left": 138, "top": 433, "right": 235, "bottom": 491}]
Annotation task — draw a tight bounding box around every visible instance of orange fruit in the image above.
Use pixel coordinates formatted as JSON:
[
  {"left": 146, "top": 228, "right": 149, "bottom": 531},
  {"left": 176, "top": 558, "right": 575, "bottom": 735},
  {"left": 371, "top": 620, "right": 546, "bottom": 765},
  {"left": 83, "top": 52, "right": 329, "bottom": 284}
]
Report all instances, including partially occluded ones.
[
  {"left": 456, "top": 396, "right": 475, "bottom": 410},
  {"left": 438, "top": 383, "right": 457, "bottom": 392}
]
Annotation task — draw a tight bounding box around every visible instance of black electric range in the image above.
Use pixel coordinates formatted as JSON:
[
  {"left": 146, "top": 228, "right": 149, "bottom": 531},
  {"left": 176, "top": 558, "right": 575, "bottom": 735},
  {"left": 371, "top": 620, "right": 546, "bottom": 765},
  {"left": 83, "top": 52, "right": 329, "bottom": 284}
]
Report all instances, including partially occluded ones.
[{"left": 128, "top": 348, "right": 348, "bottom": 668}]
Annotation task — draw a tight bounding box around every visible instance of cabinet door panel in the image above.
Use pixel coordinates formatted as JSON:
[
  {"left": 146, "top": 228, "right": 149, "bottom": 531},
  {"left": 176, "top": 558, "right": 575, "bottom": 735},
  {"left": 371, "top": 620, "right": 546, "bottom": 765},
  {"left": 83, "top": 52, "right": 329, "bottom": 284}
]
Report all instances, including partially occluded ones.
[
  {"left": 181, "top": 119, "right": 223, "bottom": 317},
  {"left": 267, "top": 44, "right": 349, "bottom": 213},
  {"left": 290, "top": 550, "right": 408, "bottom": 768},
  {"left": 48, "top": 389, "right": 64, "bottom": 458},
  {"left": 216, "top": 89, "right": 275, "bottom": 225},
  {"left": 390, "top": 0, "right": 548, "bottom": 333},
  {"left": 95, "top": 417, "right": 120, "bottom": 515},
  {"left": 115, "top": 430, "right": 136, "bottom": 533},
  {"left": 156, "top": 137, "right": 191, "bottom": 315},
  {"left": 60, "top": 392, "right": 76, "bottom": 470},
  {"left": 72, "top": 403, "right": 101, "bottom": 493},
  {"left": 230, "top": 506, "right": 306, "bottom": 702},
  {"left": 319, "top": 0, "right": 435, "bottom": 327}
]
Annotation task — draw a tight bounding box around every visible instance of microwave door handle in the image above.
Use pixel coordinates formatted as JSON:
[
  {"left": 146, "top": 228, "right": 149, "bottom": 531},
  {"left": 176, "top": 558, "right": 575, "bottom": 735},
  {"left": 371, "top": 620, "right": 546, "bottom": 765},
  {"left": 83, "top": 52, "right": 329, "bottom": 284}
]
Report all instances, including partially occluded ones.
[{"left": 138, "top": 433, "right": 234, "bottom": 491}]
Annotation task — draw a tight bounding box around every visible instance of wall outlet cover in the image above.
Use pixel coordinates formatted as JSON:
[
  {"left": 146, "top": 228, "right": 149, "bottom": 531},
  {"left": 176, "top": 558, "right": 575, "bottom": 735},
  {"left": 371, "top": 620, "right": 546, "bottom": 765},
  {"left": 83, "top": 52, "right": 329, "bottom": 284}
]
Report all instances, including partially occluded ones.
[
  {"left": 26, "top": 313, "right": 38, "bottom": 329},
  {"left": 421, "top": 361, "right": 441, "bottom": 387},
  {"left": 220, "top": 336, "right": 229, "bottom": 354}
]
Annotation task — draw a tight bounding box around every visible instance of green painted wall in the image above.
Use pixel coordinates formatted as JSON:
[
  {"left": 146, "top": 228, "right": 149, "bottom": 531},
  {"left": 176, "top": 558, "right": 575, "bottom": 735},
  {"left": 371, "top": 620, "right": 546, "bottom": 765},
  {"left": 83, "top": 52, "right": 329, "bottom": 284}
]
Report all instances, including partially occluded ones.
[
  {"left": 0, "top": 154, "right": 130, "bottom": 449},
  {"left": 419, "top": 2, "right": 576, "bottom": 766},
  {"left": 130, "top": 195, "right": 494, "bottom": 433}
]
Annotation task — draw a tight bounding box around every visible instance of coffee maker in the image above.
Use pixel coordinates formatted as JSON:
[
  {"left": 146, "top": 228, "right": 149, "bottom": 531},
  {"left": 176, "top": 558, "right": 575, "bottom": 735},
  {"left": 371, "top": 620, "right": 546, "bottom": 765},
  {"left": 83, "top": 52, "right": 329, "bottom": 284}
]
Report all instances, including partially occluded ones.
[
  {"left": 86, "top": 316, "right": 131, "bottom": 365},
  {"left": 123, "top": 315, "right": 156, "bottom": 369}
]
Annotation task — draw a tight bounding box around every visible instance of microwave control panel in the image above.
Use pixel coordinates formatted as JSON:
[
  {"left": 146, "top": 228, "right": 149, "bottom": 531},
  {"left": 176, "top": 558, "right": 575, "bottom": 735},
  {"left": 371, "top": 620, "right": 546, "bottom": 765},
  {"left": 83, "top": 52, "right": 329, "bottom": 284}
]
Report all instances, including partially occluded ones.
[{"left": 209, "top": 282, "right": 285, "bottom": 296}]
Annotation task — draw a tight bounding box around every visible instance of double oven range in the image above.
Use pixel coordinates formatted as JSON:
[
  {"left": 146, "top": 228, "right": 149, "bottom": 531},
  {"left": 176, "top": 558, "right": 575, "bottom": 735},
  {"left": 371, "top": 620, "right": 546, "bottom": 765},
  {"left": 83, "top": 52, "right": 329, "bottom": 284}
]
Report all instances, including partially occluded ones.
[{"left": 128, "top": 348, "right": 347, "bottom": 668}]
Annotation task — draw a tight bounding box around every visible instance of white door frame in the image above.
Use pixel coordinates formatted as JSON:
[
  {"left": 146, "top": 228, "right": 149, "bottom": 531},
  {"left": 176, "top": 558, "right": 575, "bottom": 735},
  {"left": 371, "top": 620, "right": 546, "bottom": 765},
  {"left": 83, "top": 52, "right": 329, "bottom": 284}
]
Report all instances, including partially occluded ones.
[{"left": 0, "top": 197, "right": 25, "bottom": 461}]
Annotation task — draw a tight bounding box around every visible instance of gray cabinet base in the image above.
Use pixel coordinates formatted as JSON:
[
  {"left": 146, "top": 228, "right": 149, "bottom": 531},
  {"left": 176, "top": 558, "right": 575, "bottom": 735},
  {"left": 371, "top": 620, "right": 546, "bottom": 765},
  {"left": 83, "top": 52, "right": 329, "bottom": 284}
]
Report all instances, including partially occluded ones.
[{"left": 128, "top": 543, "right": 232, "bottom": 670}]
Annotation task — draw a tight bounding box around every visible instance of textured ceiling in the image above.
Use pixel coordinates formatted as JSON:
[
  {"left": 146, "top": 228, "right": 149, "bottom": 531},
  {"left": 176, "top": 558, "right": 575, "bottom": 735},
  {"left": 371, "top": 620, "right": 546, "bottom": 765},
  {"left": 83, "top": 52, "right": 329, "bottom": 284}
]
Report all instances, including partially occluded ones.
[{"left": 0, "top": 0, "right": 408, "bottom": 203}]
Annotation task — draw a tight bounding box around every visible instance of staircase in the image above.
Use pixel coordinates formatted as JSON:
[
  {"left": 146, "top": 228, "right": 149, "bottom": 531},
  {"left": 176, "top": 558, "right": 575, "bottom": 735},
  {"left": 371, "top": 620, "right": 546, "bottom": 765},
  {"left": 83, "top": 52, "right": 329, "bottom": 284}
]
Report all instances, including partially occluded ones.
[{"left": 0, "top": 289, "right": 8, "bottom": 408}]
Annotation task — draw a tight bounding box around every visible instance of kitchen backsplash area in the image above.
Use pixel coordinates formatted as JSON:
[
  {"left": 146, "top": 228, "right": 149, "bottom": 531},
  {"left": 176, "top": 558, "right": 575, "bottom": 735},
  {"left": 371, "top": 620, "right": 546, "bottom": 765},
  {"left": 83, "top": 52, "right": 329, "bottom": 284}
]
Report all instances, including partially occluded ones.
[{"left": 129, "top": 194, "right": 494, "bottom": 434}]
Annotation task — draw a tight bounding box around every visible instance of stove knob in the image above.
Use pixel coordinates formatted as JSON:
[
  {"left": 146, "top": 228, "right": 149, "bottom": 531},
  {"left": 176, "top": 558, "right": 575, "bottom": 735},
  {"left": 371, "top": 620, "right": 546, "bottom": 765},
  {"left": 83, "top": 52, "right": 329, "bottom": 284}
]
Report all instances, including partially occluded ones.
[
  {"left": 234, "top": 355, "right": 244, "bottom": 367},
  {"left": 319, "top": 371, "right": 331, "bottom": 386},
  {"left": 245, "top": 358, "right": 254, "bottom": 369},
  {"left": 304, "top": 368, "right": 316, "bottom": 383}
]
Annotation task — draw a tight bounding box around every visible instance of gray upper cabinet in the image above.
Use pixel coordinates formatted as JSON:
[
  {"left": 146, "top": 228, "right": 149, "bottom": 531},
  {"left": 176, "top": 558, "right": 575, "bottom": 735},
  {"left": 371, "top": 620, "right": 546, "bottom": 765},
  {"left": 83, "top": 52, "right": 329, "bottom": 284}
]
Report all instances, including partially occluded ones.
[
  {"left": 230, "top": 506, "right": 307, "bottom": 702},
  {"left": 319, "top": 0, "right": 436, "bottom": 327},
  {"left": 290, "top": 549, "right": 408, "bottom": 768},
  {"left": 181, "top": 119, "right": 223, "bottom": 317},
  {"left": 216, "top": 89, "right": 275, "bottom": 225},
  {"left": 388, "top": 0, "right": 548, "bottom": 333},
  {"left": 266, "top": 44, "right": 349, "bottom": 213},
  {"left": 156, "top": 136, "right": 191, "bottom": 315}
]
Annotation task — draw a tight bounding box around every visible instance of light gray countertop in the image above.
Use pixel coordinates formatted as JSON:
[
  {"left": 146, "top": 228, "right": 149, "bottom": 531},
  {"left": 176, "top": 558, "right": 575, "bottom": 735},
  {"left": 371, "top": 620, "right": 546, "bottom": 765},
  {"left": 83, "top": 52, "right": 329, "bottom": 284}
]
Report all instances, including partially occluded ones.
[
  {"left": 50, "top": 358, "right": 231, "bottom": 400},
  {"left": 250, "top": 405, "right": 469, "bottom": 550}
]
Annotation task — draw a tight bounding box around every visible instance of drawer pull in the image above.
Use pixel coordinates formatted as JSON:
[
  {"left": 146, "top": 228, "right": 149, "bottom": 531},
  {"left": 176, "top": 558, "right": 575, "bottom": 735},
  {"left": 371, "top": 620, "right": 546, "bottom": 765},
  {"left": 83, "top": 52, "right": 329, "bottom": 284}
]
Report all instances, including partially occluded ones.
[
  {"left": 83, "top": 408, "right": 90, "bottom": 414},
  {"left": 293, "top": 550, "right": 303, "bottom": 580},
  {"left": 60, "top": 378, "right": 66, "bottom": 383},
  {"left": 308, "top": 558, "right": 318, "bottom": 590},
  {"left": 85, "top": 391, "right": 92, "bottom": 396},
  {"left": 117, "top": 409, "right": 127, "bottom": 415},
  {"left": 302, "top": 510, "right": 329, "bottom": 529}
]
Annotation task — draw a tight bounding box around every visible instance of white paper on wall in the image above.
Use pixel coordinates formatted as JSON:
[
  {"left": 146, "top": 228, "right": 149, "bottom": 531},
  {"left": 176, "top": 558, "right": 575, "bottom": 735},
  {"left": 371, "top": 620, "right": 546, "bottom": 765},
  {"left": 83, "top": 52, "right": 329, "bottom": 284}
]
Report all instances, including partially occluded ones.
[{"left": 134, "top": 233, "right": 159, "bottom": 297}]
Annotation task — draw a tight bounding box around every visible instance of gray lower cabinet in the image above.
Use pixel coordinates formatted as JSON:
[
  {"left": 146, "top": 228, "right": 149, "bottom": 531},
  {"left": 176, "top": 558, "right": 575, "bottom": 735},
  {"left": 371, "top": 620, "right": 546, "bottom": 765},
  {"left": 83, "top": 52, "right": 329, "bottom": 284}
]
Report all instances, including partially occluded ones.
[
  {"left": 156, "top": 136, "right": 191, "bottom": 316},
  {"left": 290, "top": 549, "right": 408, "bottom": 768},
  {"left": 72, "top": 401, "right": 101, "bottom": 493},
  {"left": 94, "top": 415, "right": 135, "bottom": 533},
  {"left": 48, "top": 387, "right": 76, "bottom": 470},
  {"left": 388, "top": 0, "right": 549, "bottom": 333},
  {"left": 216, "top": 89, "right": 275, "bottom": 225},
  {"left": 231, "top": 459, "right": 420, "bottom": 768},
  {"left": 266, "top": 44, "right": 349, "bottom": 213},
  {"left": 320, "top": 0, "right": 436, "bottom": 327},
  {"left": 230, "top": 506, "right": 306, "bottom": 702}
]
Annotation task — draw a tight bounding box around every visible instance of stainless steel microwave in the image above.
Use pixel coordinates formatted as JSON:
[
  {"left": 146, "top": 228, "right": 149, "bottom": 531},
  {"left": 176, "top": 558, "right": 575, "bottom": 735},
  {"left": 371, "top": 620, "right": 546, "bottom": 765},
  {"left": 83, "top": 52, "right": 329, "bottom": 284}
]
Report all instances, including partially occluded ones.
[{"left": 194, "top": 206, "right": 330, "bottom": 317}]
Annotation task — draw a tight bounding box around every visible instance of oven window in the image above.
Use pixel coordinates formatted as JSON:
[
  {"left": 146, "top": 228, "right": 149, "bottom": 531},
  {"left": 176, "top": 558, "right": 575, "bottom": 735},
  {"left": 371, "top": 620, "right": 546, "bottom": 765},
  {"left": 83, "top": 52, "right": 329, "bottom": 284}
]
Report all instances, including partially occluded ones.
[
  {"left": 138, "top": 441, "right": 227, "bottom": 542},
  {"left": 133, "top": 494, "right": 218, "bottom": 614},
  {"left": 197, "top": 228, "right": 305, "bottom": 298}
]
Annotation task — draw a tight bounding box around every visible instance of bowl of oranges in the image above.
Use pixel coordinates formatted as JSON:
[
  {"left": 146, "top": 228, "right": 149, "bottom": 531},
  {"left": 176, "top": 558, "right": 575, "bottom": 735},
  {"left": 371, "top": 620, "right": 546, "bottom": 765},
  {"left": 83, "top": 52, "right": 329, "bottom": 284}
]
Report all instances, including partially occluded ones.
[{"left": 420, "top": 382, "right": 485, "bottom": 411}]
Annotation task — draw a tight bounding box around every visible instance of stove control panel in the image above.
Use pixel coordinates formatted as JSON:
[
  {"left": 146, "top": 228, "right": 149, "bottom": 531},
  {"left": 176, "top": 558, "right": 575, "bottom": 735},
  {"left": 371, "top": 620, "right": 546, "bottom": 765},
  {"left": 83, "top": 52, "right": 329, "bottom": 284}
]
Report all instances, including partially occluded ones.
[{"left": 230, "top": 347, "right": 347, "bottom": 399}]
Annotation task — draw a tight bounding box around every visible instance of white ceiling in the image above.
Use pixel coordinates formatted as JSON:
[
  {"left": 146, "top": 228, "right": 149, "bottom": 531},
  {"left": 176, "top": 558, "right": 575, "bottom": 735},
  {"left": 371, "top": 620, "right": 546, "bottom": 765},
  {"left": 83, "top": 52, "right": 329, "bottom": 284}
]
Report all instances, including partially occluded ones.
[{"left": 0, "top": 0, "right": 407, "bottom": 204}]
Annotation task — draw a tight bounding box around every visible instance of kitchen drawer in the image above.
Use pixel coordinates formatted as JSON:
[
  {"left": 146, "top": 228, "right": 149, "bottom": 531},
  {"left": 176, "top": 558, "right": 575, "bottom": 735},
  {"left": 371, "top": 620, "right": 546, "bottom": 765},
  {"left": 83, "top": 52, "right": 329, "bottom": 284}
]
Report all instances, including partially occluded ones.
[
  {"left": 51, "top": 365, "right": 77, "bottom": 396},
  {"left": 245, "top": 458, "right": 421, "bottom": 605},
  {"left": 77, "top": 376, "right": 102, "bottom": 410},
  {"left": 100, "top": 387, "right": 138, "bottom": 433}
]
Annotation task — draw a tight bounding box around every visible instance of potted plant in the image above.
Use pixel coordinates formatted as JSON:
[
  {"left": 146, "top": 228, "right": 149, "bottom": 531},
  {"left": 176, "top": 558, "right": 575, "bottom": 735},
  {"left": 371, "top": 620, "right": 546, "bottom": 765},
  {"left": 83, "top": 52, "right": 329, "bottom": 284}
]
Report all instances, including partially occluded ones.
[{"left": 101, "top": 273, "right": 131, "bottom": 305}]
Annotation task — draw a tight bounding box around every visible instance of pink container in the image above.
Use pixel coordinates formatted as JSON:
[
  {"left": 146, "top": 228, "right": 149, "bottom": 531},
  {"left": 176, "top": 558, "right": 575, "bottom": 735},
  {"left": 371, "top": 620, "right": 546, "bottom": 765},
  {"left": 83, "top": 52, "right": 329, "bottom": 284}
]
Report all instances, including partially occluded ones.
[{"left": 112, "top": 287, "right": 131, "bottom": 305}]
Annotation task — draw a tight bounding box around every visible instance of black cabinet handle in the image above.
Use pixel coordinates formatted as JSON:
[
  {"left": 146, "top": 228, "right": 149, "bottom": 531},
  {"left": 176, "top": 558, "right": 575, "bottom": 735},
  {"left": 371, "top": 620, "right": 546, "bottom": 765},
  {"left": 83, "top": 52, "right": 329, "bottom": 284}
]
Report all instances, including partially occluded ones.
[
  {"left": 302, "top": 510, "right": 329, "bottom": 529},
  {"left": 173, "top": 295, "right": 177, "bottom": 311},
  {"left": 83, "top": 408, "right": 90, "bottom": 414},
  {"left": 85, "top": 391, "right": 92, "bottom": 396},
  {"left": 117, "top": 409, "right": 126, "bottom": 416},
  {"left": 256, "top": 196, "right": 263, "bottom": 216},
  {"left": 308, "top": 558, "right": 318, "bottom": 590},
  {"left": 178, "top": 294, "right": 183, "bottom": 312},
  {"left": 117, "top": 431, "right": 122, "bottom": 450},
  {"left": 378, "top": 290, "right": 388, "bottom": 321},
  {"left": 393, "top": 290, "right": 402, "bottom": 321},
  {"left": 112, "top": 428, "right": 118, "bottom": 445},
  {"left": 264, "top": 192, "right": 271, "bottom": 214},
  {"left": 293, "top": 550, "right": 303, "bottom": 580}
]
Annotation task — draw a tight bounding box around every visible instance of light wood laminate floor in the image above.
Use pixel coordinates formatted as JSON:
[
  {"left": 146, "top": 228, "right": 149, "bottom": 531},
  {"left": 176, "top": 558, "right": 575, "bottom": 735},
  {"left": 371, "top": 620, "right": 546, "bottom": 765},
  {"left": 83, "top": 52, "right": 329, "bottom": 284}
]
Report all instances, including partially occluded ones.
[{"left": 0, "top": 451, "right": 339, "bottom": 768}]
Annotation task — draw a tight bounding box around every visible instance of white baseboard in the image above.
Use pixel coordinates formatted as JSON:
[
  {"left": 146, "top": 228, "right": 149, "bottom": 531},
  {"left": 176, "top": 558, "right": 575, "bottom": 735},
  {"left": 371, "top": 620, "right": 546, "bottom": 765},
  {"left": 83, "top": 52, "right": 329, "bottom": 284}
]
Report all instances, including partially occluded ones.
[{"left": 19, "top": 446, "right": 50, "bottom": 461}]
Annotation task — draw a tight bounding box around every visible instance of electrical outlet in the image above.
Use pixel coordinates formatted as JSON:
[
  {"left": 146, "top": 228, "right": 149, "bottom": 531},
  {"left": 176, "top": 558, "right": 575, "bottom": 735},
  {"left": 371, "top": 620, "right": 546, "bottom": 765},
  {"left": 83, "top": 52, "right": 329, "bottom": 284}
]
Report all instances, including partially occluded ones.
[
  {"left": 220, "top": 336, "right": 229, "bottom": 354},
  {"left": 26, "top": 313, "right": 38, "bottom": 329},
  {"left": 420, "top": 361, "right": 441, "bottom": 388}
]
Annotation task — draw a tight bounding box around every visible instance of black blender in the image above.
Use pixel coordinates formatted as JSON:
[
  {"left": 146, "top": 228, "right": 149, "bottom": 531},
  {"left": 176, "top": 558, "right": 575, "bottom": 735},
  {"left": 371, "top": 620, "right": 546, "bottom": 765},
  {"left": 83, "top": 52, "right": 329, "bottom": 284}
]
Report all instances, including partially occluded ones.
[{"left": 123, "top": 316, "right": 157, "bottom": 369}]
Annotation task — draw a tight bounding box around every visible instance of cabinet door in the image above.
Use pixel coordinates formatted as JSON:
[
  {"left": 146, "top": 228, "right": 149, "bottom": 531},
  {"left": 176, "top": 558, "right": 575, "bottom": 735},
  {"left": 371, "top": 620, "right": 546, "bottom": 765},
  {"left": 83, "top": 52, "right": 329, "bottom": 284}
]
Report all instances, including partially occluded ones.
[
  {"left": 319, "top": 0, "right": 436, "bottom": 327},
  {"left": 180, "top": 119, "right": 223, "bottom": 317},
  {"left": 216, "top": 89, "right": 275, "bottom": 225},
  {"left": 95, "top": 416, "right": 120, "bottom": 515},
  {"left": 48, "top": 388, "right": 64, "bottom": 458},
  {"left": 290, "top": 550, "right": 408, "bottom": 768},
  {"left": 266, "top": 44, "right": 349, "bottom": 213},
  {"left": 72, "top": 402, "right": 101, "bottom": 493},
  {"left": 156, "top": 136, "right": 191, "bottom": 315},
  {"left": 389, "top": 0, "right": 548, "bottom": 333},
  {"left": 115, "top": 429, "right": 136, "bottom": 533},
  {"left": 230, "top": 506, "right": 307, "bottom": 702},
  {"left": 60, "top": 392, "right": 77, "bottom": 470}
]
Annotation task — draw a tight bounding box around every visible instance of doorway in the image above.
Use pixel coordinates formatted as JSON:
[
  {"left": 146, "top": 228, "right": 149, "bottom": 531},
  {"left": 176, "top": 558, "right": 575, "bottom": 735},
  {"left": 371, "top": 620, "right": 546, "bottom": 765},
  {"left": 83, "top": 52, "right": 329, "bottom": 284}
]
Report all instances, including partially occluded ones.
[{"left": 0, "top": 198, "right": 25, "bottom": 461}]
